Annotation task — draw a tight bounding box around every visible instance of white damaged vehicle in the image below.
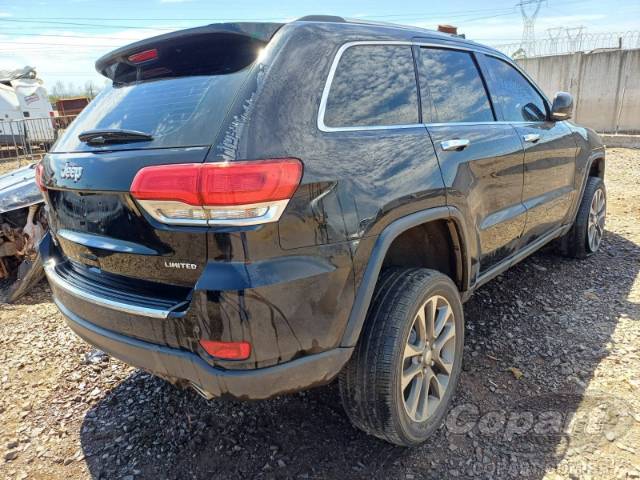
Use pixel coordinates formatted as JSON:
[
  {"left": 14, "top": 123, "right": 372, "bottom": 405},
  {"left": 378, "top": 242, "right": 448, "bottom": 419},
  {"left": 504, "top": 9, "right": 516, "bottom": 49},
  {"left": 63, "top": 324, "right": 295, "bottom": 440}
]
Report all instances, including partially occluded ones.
[{"left": 1, "top": 67, "right": 55, "bottom": 146}]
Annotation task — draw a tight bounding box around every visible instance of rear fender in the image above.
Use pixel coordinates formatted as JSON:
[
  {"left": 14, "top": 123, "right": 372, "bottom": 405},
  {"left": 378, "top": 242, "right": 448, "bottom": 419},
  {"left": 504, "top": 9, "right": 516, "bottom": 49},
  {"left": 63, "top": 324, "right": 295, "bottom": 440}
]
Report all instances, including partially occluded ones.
[
  {"left": 568, "top": 149, "right": 605, "bottom": 224},
  {"left": 340, "top": 206, "right": 471, "bottom": 347}
]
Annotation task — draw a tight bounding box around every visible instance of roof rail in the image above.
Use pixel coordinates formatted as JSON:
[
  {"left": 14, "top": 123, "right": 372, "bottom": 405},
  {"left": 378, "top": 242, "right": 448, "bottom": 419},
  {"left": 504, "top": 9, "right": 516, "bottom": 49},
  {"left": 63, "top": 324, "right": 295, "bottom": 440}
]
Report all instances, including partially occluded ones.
[{"left": 296, "top": 15, "right": 346, "bottom": 23}]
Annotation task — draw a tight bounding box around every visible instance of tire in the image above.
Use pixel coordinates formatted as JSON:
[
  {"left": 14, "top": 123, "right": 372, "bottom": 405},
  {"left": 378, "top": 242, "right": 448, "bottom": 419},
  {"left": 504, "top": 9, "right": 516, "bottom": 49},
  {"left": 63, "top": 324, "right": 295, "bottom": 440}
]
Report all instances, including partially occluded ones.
[
  {"left": 560, "top": 176, "right": 606, "bottom": 259},
  {"left": 339, "top": 268, "right": 464, "bottom": 446}
]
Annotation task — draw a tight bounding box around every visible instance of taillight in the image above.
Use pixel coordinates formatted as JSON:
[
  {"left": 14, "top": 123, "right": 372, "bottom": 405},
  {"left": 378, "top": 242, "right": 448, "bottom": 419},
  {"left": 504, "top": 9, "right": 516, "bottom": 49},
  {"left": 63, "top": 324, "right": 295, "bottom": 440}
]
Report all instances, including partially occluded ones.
[
  {"left": 199, "top": 340, "right": 251, "bottom": 360},
  {"left": 130, "top": 158, "right": 302, "bottom": 226},
  {"left": 35, "top": 163, "right": 46, "bottom": 192}
]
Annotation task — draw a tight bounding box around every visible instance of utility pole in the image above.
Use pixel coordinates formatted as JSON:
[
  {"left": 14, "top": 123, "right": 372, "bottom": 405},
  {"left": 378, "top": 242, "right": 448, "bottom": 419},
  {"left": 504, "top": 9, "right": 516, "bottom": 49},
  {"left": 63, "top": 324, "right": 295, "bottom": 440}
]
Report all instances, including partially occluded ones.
[{"left": 518, "top": 0, "right": 544, "bottom": 57}]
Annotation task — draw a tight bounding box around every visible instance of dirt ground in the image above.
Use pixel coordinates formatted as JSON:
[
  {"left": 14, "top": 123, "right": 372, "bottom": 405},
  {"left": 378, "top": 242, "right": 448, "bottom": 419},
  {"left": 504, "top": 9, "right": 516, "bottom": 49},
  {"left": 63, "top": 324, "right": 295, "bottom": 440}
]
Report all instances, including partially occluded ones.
[
  {"left": 0, "top": 158, "right": 38, "bottom": 176},
  {"left": 1, "top": 148, "right": 639, "bottom": 480}
]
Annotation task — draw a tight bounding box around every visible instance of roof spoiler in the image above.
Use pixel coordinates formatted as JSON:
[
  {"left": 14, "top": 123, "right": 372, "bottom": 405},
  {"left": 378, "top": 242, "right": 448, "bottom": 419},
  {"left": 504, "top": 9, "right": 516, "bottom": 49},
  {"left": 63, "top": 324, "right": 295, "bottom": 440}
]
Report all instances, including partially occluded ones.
[{"left": 95, "top": 22, "right": 284, "bottom": 80}]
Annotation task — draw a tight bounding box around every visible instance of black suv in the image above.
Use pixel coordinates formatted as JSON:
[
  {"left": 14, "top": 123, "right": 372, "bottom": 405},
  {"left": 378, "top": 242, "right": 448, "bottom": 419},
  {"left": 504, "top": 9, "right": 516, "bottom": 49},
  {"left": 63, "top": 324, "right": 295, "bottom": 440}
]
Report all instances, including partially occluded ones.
[{"left": 38, "top": 16, "right": 606, "bottom": 446}]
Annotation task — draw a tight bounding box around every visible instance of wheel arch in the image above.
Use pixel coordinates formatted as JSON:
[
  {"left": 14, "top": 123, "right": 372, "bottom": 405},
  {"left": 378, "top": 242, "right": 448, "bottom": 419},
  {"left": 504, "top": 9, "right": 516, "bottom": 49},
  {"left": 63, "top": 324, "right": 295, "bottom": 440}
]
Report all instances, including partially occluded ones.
[
  {"left": 340, "top": 206, "right": 471, "bottom": 347},
  {"left": 588, "top": 154, "right": 605, "bottom": 179},
  {"left": 570, "top": 150, "right": 606, "bottom": 224}
]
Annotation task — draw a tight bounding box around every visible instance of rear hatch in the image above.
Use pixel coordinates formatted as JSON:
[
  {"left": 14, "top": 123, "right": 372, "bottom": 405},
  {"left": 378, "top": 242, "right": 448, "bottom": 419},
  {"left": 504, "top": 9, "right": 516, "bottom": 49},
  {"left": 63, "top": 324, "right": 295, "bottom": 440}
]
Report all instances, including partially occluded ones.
[{"left": 43, "top": 23, "right": 282, "bottom": 287}]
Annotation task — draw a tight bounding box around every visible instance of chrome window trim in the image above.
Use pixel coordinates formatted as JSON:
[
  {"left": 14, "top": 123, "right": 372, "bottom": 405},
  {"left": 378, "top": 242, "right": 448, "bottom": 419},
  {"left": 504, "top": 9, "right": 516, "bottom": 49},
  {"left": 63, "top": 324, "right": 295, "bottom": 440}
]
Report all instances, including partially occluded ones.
[
  {"left": 317, "top": 41, "right": 422, "bottom": 133},
  {"left": 425, "top": 121, "right": 541, "bottom": 127},
  {"left": 317, "top": 40, "right": 550, "bottom": 132},
  {"left": 44, "top": 261, "right": 172, "bottom": 319}
]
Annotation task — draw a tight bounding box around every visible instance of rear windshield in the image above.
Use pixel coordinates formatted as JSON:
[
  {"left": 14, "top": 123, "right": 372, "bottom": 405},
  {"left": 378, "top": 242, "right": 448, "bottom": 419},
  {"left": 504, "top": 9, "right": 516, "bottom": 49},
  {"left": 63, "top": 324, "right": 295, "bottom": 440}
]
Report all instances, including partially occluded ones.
[{"left": 52, "top": 69, "right": 251, "bottom": 152}]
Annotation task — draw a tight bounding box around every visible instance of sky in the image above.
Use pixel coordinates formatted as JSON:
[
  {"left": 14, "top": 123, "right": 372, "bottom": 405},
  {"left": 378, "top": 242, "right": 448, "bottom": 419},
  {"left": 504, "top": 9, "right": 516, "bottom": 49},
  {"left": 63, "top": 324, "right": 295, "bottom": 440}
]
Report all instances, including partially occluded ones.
[{"left": 0, "top": 0, "right": 639, "bottom": 90}]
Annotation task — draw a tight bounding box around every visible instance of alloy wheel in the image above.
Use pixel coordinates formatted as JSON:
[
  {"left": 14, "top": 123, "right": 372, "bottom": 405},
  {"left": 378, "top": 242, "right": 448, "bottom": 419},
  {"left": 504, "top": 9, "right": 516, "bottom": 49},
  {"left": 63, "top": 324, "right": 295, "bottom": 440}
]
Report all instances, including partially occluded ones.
[
  {"left": 588, "top": 188, "right": 606, "bottom": 252},
  {"left": 401, "top": 295, "right": 457, "bottom": 422}
]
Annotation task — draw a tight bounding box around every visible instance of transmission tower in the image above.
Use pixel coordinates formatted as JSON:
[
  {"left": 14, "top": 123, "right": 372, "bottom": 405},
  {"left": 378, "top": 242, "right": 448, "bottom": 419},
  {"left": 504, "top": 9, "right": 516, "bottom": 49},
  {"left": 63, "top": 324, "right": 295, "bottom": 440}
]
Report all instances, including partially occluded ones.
[
  {"left": 565, "top": 26, "right": 586, "bottom": 52},
  {"left": 518, "top": 0, "right": 544, "bottom": 57},
  {"left": 547, "top": 27, "right": 564, "bottom": 55}
]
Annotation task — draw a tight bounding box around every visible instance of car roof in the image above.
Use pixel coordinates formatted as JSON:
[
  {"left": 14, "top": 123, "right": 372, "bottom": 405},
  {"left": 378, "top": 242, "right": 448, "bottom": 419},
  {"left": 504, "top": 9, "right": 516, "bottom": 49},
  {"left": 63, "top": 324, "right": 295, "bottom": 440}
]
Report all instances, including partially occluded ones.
[
  {"left": 96, "top": 15, "right": 509, "bottom": 76},
  {"left": 290, "top": 15, "right": 507, "bottom": 57}
]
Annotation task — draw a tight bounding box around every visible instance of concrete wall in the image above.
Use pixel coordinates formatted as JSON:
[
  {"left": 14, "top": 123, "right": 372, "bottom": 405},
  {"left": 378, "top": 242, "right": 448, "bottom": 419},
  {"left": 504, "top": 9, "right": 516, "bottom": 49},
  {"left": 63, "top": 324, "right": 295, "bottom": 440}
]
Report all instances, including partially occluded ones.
[{"left": 518, "top": 49, "right": 640, "bottom": 134}]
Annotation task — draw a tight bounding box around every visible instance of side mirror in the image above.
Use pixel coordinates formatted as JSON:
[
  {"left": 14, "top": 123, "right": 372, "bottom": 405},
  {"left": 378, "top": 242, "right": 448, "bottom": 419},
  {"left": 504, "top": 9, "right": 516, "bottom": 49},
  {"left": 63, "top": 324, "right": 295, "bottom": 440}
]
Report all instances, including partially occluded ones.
[{"left": 551, "top": 92, "right": 573, "bottom": 121}]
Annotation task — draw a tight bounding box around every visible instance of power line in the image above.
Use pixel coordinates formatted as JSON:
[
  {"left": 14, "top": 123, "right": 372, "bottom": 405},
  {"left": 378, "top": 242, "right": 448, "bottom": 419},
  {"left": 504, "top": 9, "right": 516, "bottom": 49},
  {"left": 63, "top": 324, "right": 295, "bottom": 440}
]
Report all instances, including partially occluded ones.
[
  {"left": 3, "top": 6, "right": 521, "bottom": 23},
  {"left": 0, "top": 11, "right": 521, "bottom": 46},
  {"left": 456, "top": 11, "right": 519, "bottom": 24},
  {"left": 0, "top": 0, "right": 589, "bottom": 32},
  {"left": 0, "top": 31, "right": 152, "bottom": 41},
  {"left": 0, "top": 0, "right": 590, "bottom": 50},
  {"left": 0, "top": 7, "right": 523, "bottom": 31},
  {"left": 0, "top": 41, "right": 125, "bottom": 47},
  {"left": 0, "top": 0, "right": 596, "bottom": 28},
  {"left": 0, "top": 18, "right": 176, "bottom": 30}
]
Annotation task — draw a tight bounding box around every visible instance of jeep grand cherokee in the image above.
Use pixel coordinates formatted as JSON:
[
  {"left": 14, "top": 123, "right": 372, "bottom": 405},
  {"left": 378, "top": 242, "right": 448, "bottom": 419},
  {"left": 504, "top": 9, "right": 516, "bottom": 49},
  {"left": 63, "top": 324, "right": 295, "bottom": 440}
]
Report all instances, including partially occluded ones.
[{"left": 37, "top": 16, "right": 606, "bottom": 446}]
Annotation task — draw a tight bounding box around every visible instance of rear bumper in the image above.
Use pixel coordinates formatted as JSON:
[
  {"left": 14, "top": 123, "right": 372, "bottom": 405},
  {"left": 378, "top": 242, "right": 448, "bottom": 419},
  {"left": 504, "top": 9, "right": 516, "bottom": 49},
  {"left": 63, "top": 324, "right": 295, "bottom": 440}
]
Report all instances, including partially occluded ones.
[
  {"left": 40, "top": 230, "right": 357, "bottom": 369},
  {"left": 56, "top": 299, "right": 353, "bottom": 400}
]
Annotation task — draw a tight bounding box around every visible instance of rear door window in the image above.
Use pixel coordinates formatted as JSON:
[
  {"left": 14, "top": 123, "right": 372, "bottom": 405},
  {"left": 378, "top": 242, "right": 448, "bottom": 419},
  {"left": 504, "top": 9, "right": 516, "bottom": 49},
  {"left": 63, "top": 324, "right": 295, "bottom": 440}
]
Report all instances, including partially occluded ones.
[
  {"left": 417, "top": 48, "right": 494, "bottom": 123},
  {"left": 323, "top": 45, "right": 419, "bottom": 128},
  {"left": 482, "top": 56, "right": 548, "bottom": 122}
]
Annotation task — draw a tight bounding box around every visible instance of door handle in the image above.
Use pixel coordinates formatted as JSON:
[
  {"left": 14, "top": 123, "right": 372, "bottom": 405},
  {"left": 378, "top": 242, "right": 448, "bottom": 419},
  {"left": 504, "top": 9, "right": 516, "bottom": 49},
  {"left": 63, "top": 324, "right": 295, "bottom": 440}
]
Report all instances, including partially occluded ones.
[
  {"left": 440, "top": 139, "right": 470, "bottom": 151},
  {"left": 523, "top": 133, "right": 541, "bottom": 143}
]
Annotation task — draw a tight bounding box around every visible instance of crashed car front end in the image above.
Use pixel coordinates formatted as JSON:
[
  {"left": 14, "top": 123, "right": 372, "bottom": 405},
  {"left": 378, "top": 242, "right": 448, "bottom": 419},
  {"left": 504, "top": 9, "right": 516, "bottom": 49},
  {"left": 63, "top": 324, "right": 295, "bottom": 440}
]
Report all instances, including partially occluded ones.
[{"left": 0, "top": 163, "right": 46, "bottom": 302}]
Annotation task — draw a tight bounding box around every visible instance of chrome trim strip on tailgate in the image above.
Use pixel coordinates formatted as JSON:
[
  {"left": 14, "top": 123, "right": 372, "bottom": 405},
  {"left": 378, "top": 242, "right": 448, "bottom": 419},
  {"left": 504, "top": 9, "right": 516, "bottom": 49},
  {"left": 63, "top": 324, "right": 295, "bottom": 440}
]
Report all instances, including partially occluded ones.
[
  {"left": 57, "top": 229, "right": 158, "bottom": 255},
  {"left": 44, "top": 261, "right": 171, "bottom": 319}
]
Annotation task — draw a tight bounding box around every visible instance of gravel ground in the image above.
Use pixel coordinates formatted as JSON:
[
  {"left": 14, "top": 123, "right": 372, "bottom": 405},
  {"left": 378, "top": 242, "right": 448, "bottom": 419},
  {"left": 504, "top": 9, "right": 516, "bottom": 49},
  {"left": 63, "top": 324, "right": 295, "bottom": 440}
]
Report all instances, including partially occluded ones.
[{"left": 1, "top": 148, "right": 639, "bottom": 480}]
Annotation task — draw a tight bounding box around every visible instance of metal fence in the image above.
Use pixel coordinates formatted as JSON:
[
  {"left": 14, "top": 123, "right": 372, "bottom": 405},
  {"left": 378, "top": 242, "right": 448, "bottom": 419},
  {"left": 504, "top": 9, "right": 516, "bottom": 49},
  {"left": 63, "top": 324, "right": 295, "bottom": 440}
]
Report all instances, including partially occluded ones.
[
  {"left": 0, "top": 115, "right": 77, "bottom": 167},
  {"left": 493, "top": 31, "right": 640, "bottom": 58}
]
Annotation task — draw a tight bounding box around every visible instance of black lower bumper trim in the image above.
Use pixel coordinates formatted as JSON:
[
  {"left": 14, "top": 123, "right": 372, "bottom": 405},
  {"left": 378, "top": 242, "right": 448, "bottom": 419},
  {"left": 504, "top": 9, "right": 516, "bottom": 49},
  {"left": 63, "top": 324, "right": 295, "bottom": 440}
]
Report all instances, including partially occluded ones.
[{"left": 55, "top": 299, "right": 353, "bottom": 400}]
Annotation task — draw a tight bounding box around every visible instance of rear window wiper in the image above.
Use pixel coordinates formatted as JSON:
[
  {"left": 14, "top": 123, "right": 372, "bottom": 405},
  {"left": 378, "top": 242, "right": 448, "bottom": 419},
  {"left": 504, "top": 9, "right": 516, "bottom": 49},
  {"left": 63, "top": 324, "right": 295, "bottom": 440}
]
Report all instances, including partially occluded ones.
[{"left": 78, "top": 129, "right": 154, "bottom": 145}]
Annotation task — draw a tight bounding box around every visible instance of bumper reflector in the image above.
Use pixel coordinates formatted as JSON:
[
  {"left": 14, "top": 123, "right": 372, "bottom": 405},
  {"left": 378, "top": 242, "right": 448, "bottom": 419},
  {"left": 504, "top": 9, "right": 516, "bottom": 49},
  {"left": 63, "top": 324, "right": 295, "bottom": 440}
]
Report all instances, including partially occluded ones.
[{"left": 199, "top": 340, "right": 251, "bottom": 360}]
